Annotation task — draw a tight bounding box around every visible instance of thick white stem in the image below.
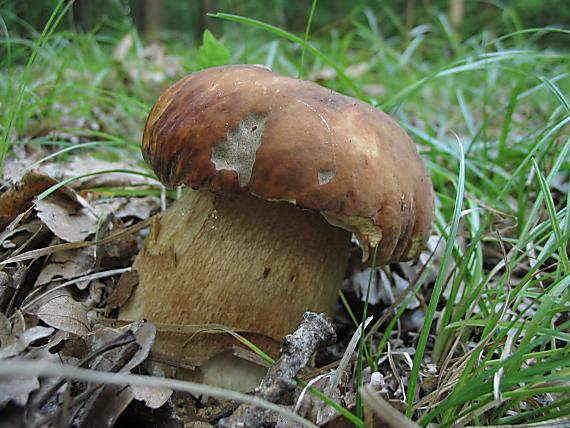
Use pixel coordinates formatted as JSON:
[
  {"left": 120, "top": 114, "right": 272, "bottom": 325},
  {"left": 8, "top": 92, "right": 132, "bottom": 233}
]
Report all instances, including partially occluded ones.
[{"left": 120, "top": 189, "right": 350, "bottom": 390}]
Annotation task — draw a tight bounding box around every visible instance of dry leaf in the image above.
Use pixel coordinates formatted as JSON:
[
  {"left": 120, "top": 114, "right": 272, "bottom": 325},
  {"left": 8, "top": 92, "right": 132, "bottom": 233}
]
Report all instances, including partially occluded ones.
[
  {"left": 0, "top": 326, "right": 54, "bottom": 359},
  {"left": 2, "top": 144, "right": 53, "bottom": 184},
  {"left": 0, "top": 312, "right": 11, "bottom": 346},
  {"left": 0, "top": 376, "right": 40, "bottom": 407},
  {"left": 0, "top": 272, "right": 15, "bottom": 314},
  {"left": 121, "top": 321, "right": 156, "bottom": 372},
  {"left": 21, "top": 284, "right": 75, "bottom": 314},
  {"left": 363, "top": 84, "right": 385, "bottom": 97},
  {"left": 64, "top": 322, "right": 158, "bottom": 425},
  {"left": 345, "top": 62, "right": 371, "bottom": 78},
  {"left": 74, "top": 385, "right": 134, "bottom": 428},
  {"left": 309, "top": 62, "right": 370, "bottom": 82},
  {"left": 92, "top": 196, "right": 159, "bottom": 222},
  {"left": 115, "top": 196, "right": 160, "bottom": 220},
  {"left": 34, "top": 247, "right": 95, "bottom": 287},
  {"left": 36, "top": 295, "right": 90, "bottom": 336},
  {"left": 11, "top": 310, "right": 26, "bottom": 339},
  {"left": 59, "top": 334, "right": 88, "bottom": 359},
  {"left": 130, "top": 384, "right": 172, "bottom": 409},
  {"left": 1, "top": 220, "right": 48, "bottom": 254},
  {"left": 35, "top": 197, "right": 98, "bottom": 242},
  {"left": 98, "top": 216, "right": 138, "bottom": 268},
  {"left": 64, "top": 155, "right": 154, "bottom": 189},
  {"left": 343, "top": 267, "right": 381, "bottom": 305},
  {"left": 0, "top": 171, "right": 62, "bottom": 231},
  {"left": 85, "top": 320, "right": 155, "bottom": 372},
  {"left": 84, "top": 280, "right": 106, "bottom": 309},
  {"left": 107, "top": 270, "right": 138, "bottom": 311}
]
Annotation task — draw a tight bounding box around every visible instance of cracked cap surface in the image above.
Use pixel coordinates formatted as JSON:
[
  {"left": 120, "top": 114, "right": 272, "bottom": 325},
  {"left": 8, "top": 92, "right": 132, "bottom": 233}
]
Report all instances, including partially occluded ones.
[{"left": 142, "top": 64, "right": 434, "bottom": 264}]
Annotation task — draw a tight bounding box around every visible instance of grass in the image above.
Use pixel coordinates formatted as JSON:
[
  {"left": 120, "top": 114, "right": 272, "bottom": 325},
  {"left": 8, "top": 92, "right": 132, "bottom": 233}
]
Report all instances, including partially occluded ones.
[{"left": 0, "top": 1, "right": 569, "bottom": 427}]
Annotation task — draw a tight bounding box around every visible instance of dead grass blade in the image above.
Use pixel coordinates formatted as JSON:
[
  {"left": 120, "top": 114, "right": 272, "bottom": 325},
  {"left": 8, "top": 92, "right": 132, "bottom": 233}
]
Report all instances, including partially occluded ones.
[
  {"left": 360, "top": 385, "right": 420, "bottom": 428},
  {"left": 0, "top": 359, "right": 318, "bottom": 428},
  {"left": 1, "top": 217, "right": 153, "bottom": 264}
]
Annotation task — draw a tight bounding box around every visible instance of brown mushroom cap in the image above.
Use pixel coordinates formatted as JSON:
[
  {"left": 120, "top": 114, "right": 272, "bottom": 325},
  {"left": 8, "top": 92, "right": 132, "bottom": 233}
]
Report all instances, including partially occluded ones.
[{"left": 142, "top": 64, "right": 434, "bottom": 264}]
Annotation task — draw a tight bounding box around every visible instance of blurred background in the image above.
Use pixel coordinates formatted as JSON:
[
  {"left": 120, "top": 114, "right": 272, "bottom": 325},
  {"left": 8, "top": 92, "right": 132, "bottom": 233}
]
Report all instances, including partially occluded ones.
[
  {"left": 3, "top": 0, "right": 569, "bottom": 46},
  {"left": 1, "top": 0, "right": 568, "bottom": 173}
]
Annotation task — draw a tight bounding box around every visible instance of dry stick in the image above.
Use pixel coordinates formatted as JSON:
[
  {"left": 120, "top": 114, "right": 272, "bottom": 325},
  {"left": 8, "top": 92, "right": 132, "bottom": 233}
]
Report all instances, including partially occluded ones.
[
  {"left": 1, "top": 216, "right": 153, "bottom": 265},
  {"left": 217, "top": 312, "right": 336, "bottom": 428}
]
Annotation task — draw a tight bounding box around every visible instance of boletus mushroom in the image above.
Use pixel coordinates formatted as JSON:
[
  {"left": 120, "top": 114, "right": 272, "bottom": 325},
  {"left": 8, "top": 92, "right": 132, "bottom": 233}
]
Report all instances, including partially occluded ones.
[{"left": 120, "top": 64, "right": 434, "bottom": 391}]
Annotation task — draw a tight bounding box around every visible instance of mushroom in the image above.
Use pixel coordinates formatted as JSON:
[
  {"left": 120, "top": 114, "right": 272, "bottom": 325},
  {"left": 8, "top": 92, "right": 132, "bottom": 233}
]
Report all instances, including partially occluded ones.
[{"left": 120, "top": 64, "right": 434, "bottom": 391}]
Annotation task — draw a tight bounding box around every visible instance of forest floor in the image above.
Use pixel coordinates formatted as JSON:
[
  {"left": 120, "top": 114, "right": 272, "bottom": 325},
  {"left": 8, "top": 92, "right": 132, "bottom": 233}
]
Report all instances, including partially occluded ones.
[{"left": 0, "top": 6, "right": 569, "bottom": 428}]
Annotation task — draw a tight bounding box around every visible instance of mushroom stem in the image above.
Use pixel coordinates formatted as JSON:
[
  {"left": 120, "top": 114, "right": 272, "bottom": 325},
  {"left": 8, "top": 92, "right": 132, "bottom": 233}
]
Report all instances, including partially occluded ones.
[{"left": 120, "top": 188, "right": 350, "bottom": 389}]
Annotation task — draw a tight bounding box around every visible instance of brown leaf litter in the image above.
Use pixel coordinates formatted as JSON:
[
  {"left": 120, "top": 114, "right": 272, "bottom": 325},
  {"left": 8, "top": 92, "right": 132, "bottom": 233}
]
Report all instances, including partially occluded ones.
[
  {"left": 0, "top": 169, "right": 165, "bottom": 426},
  {"left": 0, "top": 167, "right": 444, "bottom": 427}
]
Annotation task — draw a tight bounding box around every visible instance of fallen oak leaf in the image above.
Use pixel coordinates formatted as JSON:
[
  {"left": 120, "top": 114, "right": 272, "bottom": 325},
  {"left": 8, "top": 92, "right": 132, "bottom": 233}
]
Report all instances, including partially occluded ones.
[
  {"left": 54, "top": 322, "right": 160, "bottom": 425},
  {"left": 0, "top": 171, "right": 75, "bottom": 231},
  {"left": 107, "top": 270, "right": 138, "bottom": 312},
  {"left": 0, "top": 331, "right": 55, "bottom": 359},
  {"left": 90, "top": 196, "right": 159, "bottom": 225},
  {"left": 119, "top": 320, "right": 156, "bottom": 372},
  {"left": 13, "top": 325, "right": 152, "bottom": 427},
  {"left": 21, "top": 267, "right": 131, "bottom": 314},
  {"left": 130, "top": 384, "right": 172, "bottom": 409},
  {"left": 34, "top": 247, "right": 95, "bottom": 288},
  {"left": 74, "top": 382, "right": 134, "bottom": 428},
  {"left": 0, "top": 376, "right": 40, "bottom": 407},
  {"left": 0, "top": 219, "right": 48, "bottom": 254},
  {"left": 63, "top": 156, "right": 156, "bottom": 189},
  {"left": 9, "top": 310, "right": 26, "bottom": 341},
  {"left": 35, "top": 295, "right": 90, "bottom": 336},
  {"left": 0, "top": 312, "right": 54, "bottom": 408},
  {"left": 2, "top": 327, "right": 55, "bottom": 358},
  {"left": 35, "top": 196, "right": 98, "bottom": 242},
  {"left": 0, "top": 311, "right": 54, "bottom": 359},
  {"left": 114, "top": 196, "right": 160, "bottom": 221},
  {"left": 84, "top": 320, "right": 156, "bottom": 373}
]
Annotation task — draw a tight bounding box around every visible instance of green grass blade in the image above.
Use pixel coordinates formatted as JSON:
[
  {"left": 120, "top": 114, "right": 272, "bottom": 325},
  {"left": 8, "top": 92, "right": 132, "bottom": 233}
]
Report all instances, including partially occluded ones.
[
  {"left": 208, "top": 12, "right": 369, "bottom": 102},
  {"left": 532, "top": 158, "right": 570, "bottom": 273},
  {"left": 36, "top": 169, "right": 158, "bottom": 202},
  {"left": 0, "top": 0, "right": 73, "bottom": 173},
  {"left": 407, "top": 135, "right": 465, "bottom": 415},
  {"left": 299, "top": 0, "right": 318, "bottom": 79}
]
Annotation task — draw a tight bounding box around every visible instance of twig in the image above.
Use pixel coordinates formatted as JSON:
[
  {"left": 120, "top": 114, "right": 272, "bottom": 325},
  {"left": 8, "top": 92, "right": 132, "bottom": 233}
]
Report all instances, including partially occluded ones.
[{"left": 217, "top": 312, "right": 336, "bottom": 427}]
